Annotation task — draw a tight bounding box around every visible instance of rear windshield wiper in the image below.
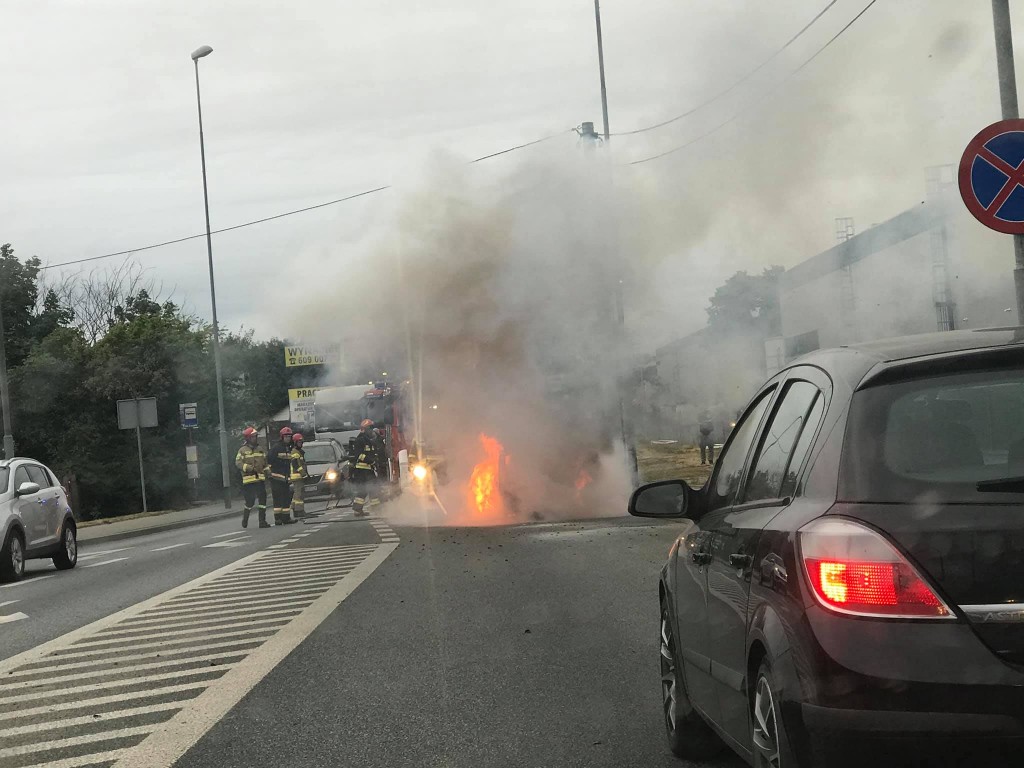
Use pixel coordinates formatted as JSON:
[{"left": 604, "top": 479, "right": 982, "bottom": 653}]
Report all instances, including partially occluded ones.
[{"left": 977, "top": 476, "right": 1024, "bottom": 492}]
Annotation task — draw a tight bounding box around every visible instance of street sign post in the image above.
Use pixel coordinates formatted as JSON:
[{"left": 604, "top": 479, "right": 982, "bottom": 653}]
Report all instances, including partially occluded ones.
[
  {"left": 179, "top": 402, "right": 199, "bottom": 429},
  {"left": 116, "top": 397, "right": 158, "bottom": 514},
  {"left": 959, "top": 119, "right": 1024, "bottom": 234}
]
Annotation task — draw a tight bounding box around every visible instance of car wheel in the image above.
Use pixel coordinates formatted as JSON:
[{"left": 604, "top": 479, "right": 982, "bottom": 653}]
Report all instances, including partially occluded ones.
[
  {"left": 752, "top": 659, "right": 798, "bottom": 768},
  {"left": 53, "top": 523, "right": 78, "bottom": 570},
  {"left": 0, "top": 529, "right": 26, "bottom": 582},
  {"left": 660, "top": 599, "right": 722, "bottom": 760}
]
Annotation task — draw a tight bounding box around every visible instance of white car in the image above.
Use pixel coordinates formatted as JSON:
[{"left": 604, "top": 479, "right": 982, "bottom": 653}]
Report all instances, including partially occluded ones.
[{"left": 0, "top": 458, "right": 78, "bottom": 581}]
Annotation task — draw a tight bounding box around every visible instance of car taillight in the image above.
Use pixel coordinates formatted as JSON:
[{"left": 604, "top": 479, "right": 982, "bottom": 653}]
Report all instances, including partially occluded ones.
[{"left": 799, "top": 518, "right": 954, "bottom": 619}]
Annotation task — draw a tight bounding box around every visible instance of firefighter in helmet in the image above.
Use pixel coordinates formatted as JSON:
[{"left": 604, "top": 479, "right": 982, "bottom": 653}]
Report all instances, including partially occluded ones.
[
  {"left": 290, "top": 433, "right": 309, "bottom": 519},
  {"left": 269, "top": 426, "right": 296, "bottom": 525},
  {"left": 235, "top": 427, "right": 270, "bottom": 528},
  {"left": 351, "top": 419, "right": 380, "bottom": 517}
]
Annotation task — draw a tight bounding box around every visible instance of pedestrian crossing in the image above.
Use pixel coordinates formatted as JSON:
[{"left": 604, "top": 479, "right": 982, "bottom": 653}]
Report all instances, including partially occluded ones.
[{"left": 0, "top": 518, "right": 399, "bottom": 768}]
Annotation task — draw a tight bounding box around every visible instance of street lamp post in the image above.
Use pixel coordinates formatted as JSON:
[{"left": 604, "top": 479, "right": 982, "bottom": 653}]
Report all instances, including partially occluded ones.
[
  {"left": 191, "top": 44, "right": 232, "bottom": 510},
  {"left": 0, "top": 292, "right": 14, "bottom": 459}
]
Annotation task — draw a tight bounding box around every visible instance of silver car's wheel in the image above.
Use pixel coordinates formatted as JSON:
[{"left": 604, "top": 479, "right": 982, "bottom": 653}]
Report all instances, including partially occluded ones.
[
  {"left": 1, "top": 531, "right": 25, "bottom": 582},
  {"left": 10, "top": 536, "right": 24, "bottom": 577},
  {"left": 53, "top": 525, "right": 78, "bottom": 570},
  {"left": 753, "top": 670, "right": 781, "bottom": 768}
]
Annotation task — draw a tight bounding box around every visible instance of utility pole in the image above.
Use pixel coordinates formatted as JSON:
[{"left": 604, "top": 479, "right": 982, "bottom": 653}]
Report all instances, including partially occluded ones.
[
  {"left": 0, "top": 292, "right": 14, "bottom": 459},
  {"left": 991, "top": 0, "right": 1024, "bottom": 321},
  {"left": 593, "top": 0, "right": 611, "bottom": 141}
]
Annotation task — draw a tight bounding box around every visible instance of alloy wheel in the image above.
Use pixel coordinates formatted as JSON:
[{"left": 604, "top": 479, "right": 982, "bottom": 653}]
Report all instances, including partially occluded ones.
[
  {"left": 10, "top": 536, "right": 24, "bottom": 577},
  {"left": 752, "top": 674, "right": 781, "bottom": 768},
  {"left": 65, "top": 528, "right": 77, "bottom": 563},
  {"left": 660, "top": 612, "right": 678, "bottom": 735}
]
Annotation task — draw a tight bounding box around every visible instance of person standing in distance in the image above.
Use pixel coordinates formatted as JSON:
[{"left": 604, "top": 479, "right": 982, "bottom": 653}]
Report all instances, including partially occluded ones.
[
  {"left": 269, "top": 426, "right": 296, "bottom": 525},
  {"left": 290, "top": 433, "right": 309, "bottom": 520},
  {"left": 235, "top": 427, "right": 270, "bottom": 528},
  {"left": 350, "top": 419, "right": 380, "bottom": 517}
]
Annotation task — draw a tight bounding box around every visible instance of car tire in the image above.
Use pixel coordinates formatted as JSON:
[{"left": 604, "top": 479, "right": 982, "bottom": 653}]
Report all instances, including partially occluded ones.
[
  {"left": 751, "top": 658, "right": 799, "bottom": 768},
  {"left": 52, "top": 523, "right": 78, "bottom": 570},
  {"left": 0, "top": 529, "right": 26, "bottom": 583},
  {"left": 660, "top": 598, "right": 722, "bottom": 760}
]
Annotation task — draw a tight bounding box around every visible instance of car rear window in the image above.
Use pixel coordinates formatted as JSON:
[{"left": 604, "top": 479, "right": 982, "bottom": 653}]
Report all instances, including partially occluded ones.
[{"left": 841, "top": 366, "right": 1024, "bottom": 503}]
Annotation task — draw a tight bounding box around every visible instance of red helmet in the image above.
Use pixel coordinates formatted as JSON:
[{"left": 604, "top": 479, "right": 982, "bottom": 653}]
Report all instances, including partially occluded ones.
[
  {"left": 360, "top": 419, "right": 374, "bottom": 430},
  {"left": 279, "top": 426, "right": 293, "bottom": 438},
  {"left": 293, "top": 433, "right": 304, "bottom": 444},
  {"left": 242, "top": 427, "right": 258, "bottom": 441}
]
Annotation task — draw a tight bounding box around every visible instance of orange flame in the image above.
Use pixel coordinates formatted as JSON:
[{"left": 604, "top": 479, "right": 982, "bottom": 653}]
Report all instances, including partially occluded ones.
[
  {"left": 574, "top": 467, "right": 593, "bottom": 502},
  {"left": 466, "top": 434, "right": 505, "bottom": 523}
]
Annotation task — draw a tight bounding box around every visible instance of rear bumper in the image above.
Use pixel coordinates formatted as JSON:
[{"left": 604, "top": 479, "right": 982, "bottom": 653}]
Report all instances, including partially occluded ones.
[{"left": 802, "top": 702, "right": 1024, "bottom": 736}]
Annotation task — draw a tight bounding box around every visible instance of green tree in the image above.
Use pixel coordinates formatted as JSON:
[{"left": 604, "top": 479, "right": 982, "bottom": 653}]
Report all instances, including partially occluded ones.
[
  {"left": 706, "top": 265, "right": 783, "bottom": 338},
  {"left": 0, "top": 244, "right": 42, "bottom": 367}
]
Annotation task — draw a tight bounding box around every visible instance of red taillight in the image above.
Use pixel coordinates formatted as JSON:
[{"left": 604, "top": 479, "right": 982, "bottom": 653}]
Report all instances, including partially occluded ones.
[{"left": 800, "top": 519, "right": 953, "bottom": 619}]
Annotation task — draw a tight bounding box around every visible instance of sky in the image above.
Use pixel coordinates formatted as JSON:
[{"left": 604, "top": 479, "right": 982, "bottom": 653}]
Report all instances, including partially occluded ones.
[{"left": 1, "top": 0, "right": 1020, "bottom": 347}]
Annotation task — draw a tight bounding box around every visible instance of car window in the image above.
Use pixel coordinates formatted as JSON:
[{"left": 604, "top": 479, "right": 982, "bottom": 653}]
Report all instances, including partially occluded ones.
[
  {"left": 745, "top": 381, "right": 821, "bottom": 503},
  {"left": 13, "top": 466, "right": 31, "bottom": 493},
  {"left": 0, "top": 468, "right": 8, "bottom": 494},
  {"left": 708, "top": 388, "right": 775, "bottom": 512},
  {"left": 842, "top": 366, "right": 1024, "bottom": 502},
  {"left": 26, "top": 465, "right": 52, "bottom": 488},
  {"left": 779, "top": 393, "right": 825, "bottom": 498}
]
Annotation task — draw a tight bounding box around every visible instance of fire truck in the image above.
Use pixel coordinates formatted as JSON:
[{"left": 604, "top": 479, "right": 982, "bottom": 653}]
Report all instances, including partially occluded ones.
[{"left": 313, "top": 381, "right": 412, "bottom": 493}]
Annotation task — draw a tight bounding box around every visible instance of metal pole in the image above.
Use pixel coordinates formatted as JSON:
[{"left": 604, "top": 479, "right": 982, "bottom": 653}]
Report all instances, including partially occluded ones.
[
  {"left": 991, "top": 0, "right": 1024, "bottom": 322},
  {"left": 193, "top": 56, "right": 232, "bottom": 510},
  {"left": 135, "top": 399, "right": 148, "bottom": 514},
  {"left": 0, "top": 292, "right": 14, "bottom": 459},
  {"left": 593, "top": 0, "right": 611, "bottom": 141}
]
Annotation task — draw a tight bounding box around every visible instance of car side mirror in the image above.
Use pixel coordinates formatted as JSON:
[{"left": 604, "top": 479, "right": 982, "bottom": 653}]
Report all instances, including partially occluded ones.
[
  {"left": 16, "top": 481, "right": 41, "bottom": 497},
  {"left": 628, "top": 479, "right": 695, "bottom": 519}
]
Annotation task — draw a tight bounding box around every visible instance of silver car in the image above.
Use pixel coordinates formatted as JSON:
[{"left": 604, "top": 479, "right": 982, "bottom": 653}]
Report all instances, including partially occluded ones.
[{"left": 0, "top": 458, "right": 78, "bottom": 581}]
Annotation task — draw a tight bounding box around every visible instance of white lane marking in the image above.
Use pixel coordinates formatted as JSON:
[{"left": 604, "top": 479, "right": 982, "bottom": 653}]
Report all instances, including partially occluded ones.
[
  {"left": 151, "top": 542, "right": 191, "bottom": 552},
  {"left": 17, "top": 747, "right": 133, "bottom": 768},
  {"left": 0, "top": 700, "right": 183, "bottom": 737},
  {"left": 115, "top": 543, "right": 397, "bottom": 767},
  {"left": 84, "top": 557, "right": 129, "bottom": 568},
  {"left": 77, "top": 547, "right": 132, "bottom": 560},
  {"left": 69, "top": 614, "right": 299, "bottom": 648},
  {"left": 0, "top": 612, "right": 28, "bottom": 624},
  {"left": 210, "top": 532, "right": 245, "bottom": 539},
  {"left": 0, "top": 574, "right": 55, "bottom": 589},
  {"left": 133, "top": 588, "right": 334, "bottom": 619},
  {"left": 202, "top": 536, "right": 250, "bottom": 549},
  {"left": 0, "top": 683, "right": 208, "bottom": 723},
  {"left": 102, "top": 602, "right": 316, "bottom": 635},
  {"left": 0, "top": 667, "right": 227, "bottom": 706},
  {"left": 0, "top": 599, "right": 18, "bottom": 609},
  {"left": 152, "top": 576, "right": 354, "bottom": 607},
  {"left": 0, "top": 723, "right": 154, "bottom": 759},
  {"left": 266, "top": 544, "right": 286, "bottom": 549},
  {"left": 45, "top": 625, "right": 286, "bottom": 663}
]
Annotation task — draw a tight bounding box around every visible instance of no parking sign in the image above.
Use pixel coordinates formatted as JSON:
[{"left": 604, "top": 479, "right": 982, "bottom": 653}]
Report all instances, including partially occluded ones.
[{"left": 959, "top": 118, "right": 1024, "bottom": 234}]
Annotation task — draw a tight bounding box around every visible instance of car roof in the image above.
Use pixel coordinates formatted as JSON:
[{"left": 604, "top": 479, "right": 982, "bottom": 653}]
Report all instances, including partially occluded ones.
[{"left": 790, "top": 327, "right": 1024, "bottom": 389}]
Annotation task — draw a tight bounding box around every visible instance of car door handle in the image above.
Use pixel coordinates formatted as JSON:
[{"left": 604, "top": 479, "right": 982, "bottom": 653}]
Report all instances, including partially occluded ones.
[
  {"left": 729, "top": 553, "right": 753, "bottom": 568},
  {"left": 691, "top": 551, "right": 712, "bottom": 566}
]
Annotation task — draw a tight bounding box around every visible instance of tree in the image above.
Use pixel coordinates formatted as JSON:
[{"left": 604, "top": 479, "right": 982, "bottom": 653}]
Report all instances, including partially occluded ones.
[
  {"left": 0, "top": 244, "right": 42, "bottom": 367},
  {"left": 706, "top": 266, "right": 783, "bottom": 338}
]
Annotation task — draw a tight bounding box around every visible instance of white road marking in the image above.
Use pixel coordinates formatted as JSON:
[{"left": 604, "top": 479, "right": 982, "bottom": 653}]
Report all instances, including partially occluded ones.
[
  {"left": 78, "top": 547, "right": 132, "bottom": 560},
  {"left": 0, "top": 612, "right": 28, "bottom": 625},
  {"left": 151, "top": 542, "right": 191, "bottom": 552},
  {"left": 202, "top": 535, "right": 250, "bottom": 549},
  {"left": 19, "top": 747, "right": 134, "bottom": 768},
  {"left": 0, "top": 599, "right": 18, "bottom": 609},
  {"left": 115, "top": 544, "right": 397, "bottom": 767},
  {"left": 0, "top": 574, "right": 55, "bottom": 589},
  {"left": 210, "top": 531, "right": 245, "bottom": 539},
  {"left": 0, "top": 682, "right": 209, "bottom": 723},
  {"left": 84, "top": 557, "right": 129, "bottom": 568},
  {"left": 0, "top": 700, "right": 183, "bottom": 737},
  {"left": 0, "top": 723, "right": 154, "bottom": 759}
]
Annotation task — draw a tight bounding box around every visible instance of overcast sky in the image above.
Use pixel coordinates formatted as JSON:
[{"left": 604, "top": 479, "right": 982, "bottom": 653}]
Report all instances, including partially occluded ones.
[{"left": 1, "top": 0, "right": 1019, "bottom": 343}]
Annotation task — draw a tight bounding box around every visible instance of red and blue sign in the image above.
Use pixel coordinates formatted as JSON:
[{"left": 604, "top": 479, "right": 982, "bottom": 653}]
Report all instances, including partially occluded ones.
[{"left": 959, "top": 119, "right": 1024, "bottom": 234}]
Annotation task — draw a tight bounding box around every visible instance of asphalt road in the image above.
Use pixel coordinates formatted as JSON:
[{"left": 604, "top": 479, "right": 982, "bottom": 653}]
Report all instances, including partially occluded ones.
[{"left": 0, "top": 499, "right": 744, "bottom": 768}]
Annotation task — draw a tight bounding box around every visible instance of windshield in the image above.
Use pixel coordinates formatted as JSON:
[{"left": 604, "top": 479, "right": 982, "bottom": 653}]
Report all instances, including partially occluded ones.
[
  {"left": 303, "top": 445, "right": 336, "bottom": 465},
  {"left": 313, "top": 399, "right": 364, "bottom": 432},
  {"left": 841, "top": 367, "right": 1024, "bottom": 502}
]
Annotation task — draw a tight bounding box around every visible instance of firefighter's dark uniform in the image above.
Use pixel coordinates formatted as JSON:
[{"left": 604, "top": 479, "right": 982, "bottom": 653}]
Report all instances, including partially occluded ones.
[
  {"left": 269, "top": 440, "right": 295, "bottom": 524},
  {"left": 290, "top": 444, "right": 308, "bottom": 518},
  {"left": 235, "top": 443, "right": 269, "bottom": 528},
  {"left": 350, "top": 431, "right": 379, "bottom": 516}
]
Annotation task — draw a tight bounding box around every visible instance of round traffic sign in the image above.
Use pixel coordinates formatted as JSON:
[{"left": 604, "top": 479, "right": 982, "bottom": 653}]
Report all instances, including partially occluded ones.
[{"left": 959, "top": 119, "right": 1024, "bottom": 234}]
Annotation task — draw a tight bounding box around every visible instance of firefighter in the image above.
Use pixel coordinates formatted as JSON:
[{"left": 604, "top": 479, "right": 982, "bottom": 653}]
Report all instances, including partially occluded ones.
[
  {"left": 269, "top": 426, "right": 296, "bottom": 525},
  {"left": 351, "top": 419, "right": 380, "bottom": 517},
  {"left": 235, "top": 427, "right": 270, "bottom": 528},
  {"left": 698, "top": 411, "right": 715, "bottom": 465},
  {"left": 290, "top": 433, "right": 309, "bottom": 519}
]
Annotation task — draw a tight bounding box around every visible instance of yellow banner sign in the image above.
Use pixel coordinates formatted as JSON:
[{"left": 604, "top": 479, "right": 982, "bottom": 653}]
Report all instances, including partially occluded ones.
[
  {"left": 288, "top": 387, "right": 321, "bottom": 424},
  {"left": 284, "top": 345, "right": 338, "bottom": 368}
]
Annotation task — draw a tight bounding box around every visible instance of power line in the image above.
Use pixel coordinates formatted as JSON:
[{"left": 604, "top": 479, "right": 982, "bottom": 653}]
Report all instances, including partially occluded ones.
[
  {"left": 611, "top": 0, "right": 840, "bottom": 137},
  {"left": 39, "top": 131, "right": 570, "bottom": 273},
  {"left": 629, "top": 0, "right": 879, "bottom": 165}
]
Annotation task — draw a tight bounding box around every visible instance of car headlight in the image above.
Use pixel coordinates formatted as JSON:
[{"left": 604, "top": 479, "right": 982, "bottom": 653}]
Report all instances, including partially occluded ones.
[
  {"left": 412, "top": 464, "right": 428, "bottom": 481},
  {"left": 325, "top": 469, "right": 338, "bottom": 482}
]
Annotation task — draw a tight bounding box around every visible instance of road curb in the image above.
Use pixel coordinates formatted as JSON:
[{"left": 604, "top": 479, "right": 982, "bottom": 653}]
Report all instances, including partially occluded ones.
[{"left": 79, "top": 508, "right": 240, "bottom": 544}]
